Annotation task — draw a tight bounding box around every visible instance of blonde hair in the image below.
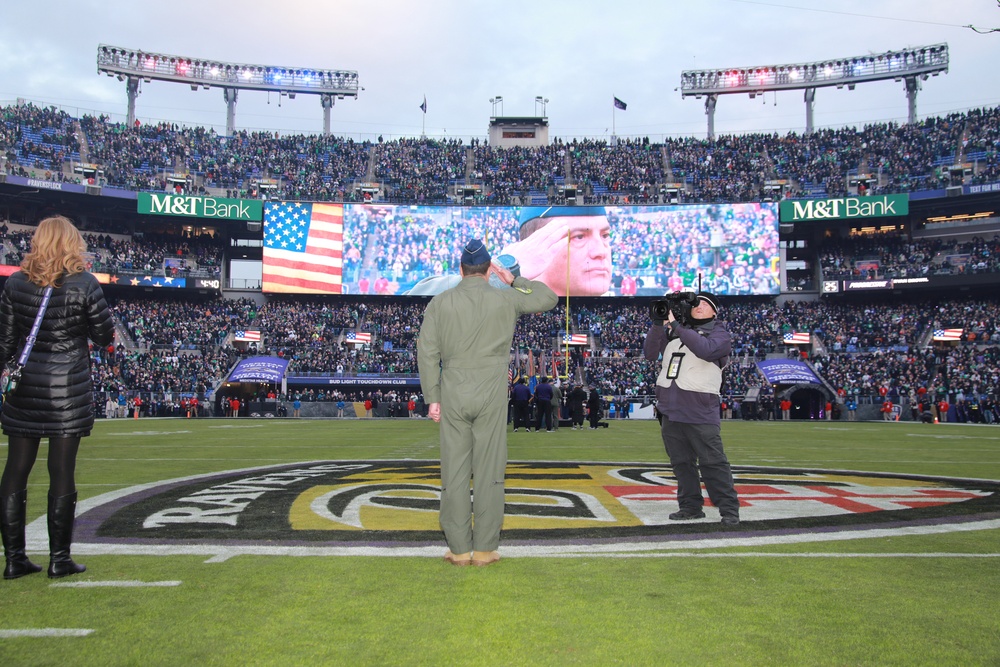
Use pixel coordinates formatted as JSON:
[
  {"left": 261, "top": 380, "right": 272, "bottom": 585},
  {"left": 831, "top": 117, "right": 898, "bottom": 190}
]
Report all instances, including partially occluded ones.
[{"left": 20, "top": 216, "right": 88, "bottom": 287}]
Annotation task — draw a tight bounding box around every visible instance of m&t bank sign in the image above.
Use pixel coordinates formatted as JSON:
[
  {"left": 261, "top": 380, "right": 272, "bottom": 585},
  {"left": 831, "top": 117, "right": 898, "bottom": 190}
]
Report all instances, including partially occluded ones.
[
  {"left": 138, "top": 193, "right": 263, "bottom": 221},
  {"left": 779, "top": 194, "right": 909, "bottom": 222}
]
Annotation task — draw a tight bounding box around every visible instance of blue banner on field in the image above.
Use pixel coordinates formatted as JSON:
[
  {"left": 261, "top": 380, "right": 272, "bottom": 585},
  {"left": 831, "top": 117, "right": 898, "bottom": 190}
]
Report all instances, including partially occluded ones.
[
  {"left": 228, "top": 356, "right": 289, "bottom": 383},
  {"left": 756, "top": 359, "right": 824, "bottom": 385}
]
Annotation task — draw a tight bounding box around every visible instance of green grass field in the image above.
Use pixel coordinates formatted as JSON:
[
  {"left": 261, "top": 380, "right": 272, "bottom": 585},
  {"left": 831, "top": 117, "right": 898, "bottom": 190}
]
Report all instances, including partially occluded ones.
[{"left": 1, "top": 417, "right": 998, "bottom": 666}]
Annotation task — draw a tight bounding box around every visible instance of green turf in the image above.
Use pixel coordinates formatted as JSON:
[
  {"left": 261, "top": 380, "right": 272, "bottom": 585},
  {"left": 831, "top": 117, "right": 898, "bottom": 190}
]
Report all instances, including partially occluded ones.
[{"left": 1, "top": 417, "right": 998, "bottom": 666}]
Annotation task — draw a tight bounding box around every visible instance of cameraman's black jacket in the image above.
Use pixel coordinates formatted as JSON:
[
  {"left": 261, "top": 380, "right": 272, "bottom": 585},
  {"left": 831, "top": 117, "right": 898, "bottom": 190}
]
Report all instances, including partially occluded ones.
[{"left": 642, "top": 318, "right": 731, "bottom": 426}]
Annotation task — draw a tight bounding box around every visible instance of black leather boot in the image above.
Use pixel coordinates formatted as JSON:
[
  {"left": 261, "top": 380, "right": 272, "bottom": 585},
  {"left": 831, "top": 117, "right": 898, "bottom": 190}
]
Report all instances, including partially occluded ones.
[
  {"left": 2, "top": 489, "right": 43, "bottom": 579},
  {"left": 47, "top": 492, "right": 86, "bottom": 578}
]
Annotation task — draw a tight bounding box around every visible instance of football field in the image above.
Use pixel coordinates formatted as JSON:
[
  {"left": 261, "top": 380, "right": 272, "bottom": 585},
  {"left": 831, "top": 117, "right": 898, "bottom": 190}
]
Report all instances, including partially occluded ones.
[{"left": 1, "top": 417, "right": 998, "bottom": 666}]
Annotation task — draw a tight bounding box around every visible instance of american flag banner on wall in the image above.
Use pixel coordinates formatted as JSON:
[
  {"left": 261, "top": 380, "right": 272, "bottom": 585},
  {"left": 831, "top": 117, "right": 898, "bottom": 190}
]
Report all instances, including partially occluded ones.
[
  {"left": 932, "top": 328, "right": 963, "bottom": 342},
  {"left": 233, "top": 330, "right": 261, "bottom": 342},
  {"left": 345, "top": 331, "right": 372, "bottom": 345},
  {"left": 562, "top": 333, "right": 589, "bottom": 345},
  {"left": 782, "top": 332, "right": 811, "bottom": 345},
  {"left": 263, "top": 202, "right": 343, "bottom": 294}
]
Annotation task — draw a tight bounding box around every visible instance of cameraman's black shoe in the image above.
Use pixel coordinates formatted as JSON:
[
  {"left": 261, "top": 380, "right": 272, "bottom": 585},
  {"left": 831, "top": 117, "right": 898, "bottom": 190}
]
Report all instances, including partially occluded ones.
[
  {"left": 721, "top": 515, "right": 740, "bottom": 526},
  {"left": 668, "top": 509, "right": 706, "bottom": 521}
]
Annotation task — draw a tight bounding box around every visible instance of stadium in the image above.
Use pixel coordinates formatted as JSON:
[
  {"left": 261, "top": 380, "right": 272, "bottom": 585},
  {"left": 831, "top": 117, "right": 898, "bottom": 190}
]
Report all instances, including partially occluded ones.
[{"left": 1, "top": 6, "right": 1000, "bottom": 665}]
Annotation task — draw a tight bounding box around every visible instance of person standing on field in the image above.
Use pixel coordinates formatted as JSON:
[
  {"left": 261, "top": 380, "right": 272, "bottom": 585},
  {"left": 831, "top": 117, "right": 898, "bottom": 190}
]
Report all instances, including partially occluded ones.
[
  {"left": 417, "top": 239, "right": 557, "bottom": 567},
  {"left": 0, "top": 216, "right": 114, "bottom": 579}
]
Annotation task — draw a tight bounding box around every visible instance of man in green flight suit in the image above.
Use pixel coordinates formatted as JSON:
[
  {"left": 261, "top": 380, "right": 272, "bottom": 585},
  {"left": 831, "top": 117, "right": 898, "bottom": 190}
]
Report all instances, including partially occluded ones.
[{"left": 417, "top": 239, "right": 557, "bottom": 567}]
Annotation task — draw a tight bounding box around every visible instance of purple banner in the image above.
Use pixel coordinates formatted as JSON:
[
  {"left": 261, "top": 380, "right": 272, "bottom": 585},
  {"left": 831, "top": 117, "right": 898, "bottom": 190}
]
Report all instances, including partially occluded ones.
[
  {"left": 4, "top": 175, "right": 87, "bottom": 194},
  {"left": 286, "top": 376, "right": 421, "bottom": 387},
  {"left": 101, "top": 187, "right": 137, "bottom": 199},
  {"left": 228, "top": 357, "right": 289, "bottom": 383},
  {"left": 756, "top": 359, "right": 824, "bottom": 385},
  {"left": 965, "top": 181, "right": 1000, "bottom": 196}
]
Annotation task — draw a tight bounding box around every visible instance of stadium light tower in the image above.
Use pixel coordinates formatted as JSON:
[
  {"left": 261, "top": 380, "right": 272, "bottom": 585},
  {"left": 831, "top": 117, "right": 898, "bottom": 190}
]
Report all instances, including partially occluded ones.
[
  {"left": 97, "top": 44, "right": 360, "bottom": 136},
  {"left": 680, "top": 44, "right": 948, "bottom": 138}
]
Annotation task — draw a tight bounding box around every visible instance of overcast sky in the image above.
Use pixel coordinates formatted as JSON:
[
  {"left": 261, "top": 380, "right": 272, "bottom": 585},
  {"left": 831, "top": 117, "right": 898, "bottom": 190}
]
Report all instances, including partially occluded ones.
[{"left": 1, "top": 0, "right": 997, "bottom": 141}]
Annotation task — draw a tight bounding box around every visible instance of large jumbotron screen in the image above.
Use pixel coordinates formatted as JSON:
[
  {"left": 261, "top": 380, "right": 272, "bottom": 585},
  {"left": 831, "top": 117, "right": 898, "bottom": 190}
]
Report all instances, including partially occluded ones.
[{"left": 261, "top": 202, "right": 779, "bottom": 297}]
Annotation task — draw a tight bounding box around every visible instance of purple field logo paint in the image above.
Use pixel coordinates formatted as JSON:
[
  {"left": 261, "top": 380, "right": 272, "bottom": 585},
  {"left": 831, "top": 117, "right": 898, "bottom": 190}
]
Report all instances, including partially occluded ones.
[{"left": 46, "top": 461, "right": 999, "bottom": 558}]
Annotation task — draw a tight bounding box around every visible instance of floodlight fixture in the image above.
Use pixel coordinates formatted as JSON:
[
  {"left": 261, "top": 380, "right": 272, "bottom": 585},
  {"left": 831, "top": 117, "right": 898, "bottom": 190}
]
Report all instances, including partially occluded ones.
[
  {"left": 680, "top": 44, "right": 947, "bottom": 97},
  {"left": 679, "top": 43, "right": 948, "bottom": 137},
  {"left": 96, "top": 43, "right": 360, "bottom": 135}
]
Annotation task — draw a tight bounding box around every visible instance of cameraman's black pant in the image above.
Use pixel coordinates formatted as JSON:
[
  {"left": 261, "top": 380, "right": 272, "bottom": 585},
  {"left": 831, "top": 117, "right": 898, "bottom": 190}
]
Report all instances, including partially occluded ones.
[{"left": 659, "top": 416, "right": 739, "bottom": 517}]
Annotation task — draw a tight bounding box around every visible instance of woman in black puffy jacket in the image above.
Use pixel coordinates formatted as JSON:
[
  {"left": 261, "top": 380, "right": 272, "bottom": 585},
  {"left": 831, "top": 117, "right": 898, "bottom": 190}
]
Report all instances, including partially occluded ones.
[{"left": 0, "top": 216, "right": 114, "bottom": 580}]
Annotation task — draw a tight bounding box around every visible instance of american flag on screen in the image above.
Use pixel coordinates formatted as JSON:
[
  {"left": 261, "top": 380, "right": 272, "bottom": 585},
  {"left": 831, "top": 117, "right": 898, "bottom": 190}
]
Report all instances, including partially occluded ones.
[
  {"left": 933, "top": 328, "right": 963, "bottom": 342},
  {"left": 561, "top": 333, "right": 589, "bottom": 346},
  {"left": 345, "top": 331, "right": 372, "bottom": 345},
  {"left": 783, "top": 332, "right": 811, "bottom": 345},
  {"left": 233, "top": 330, "right": 261, "bottom": 342},
  {"left": 263, "top": 202, "right": 343, "bottom": 294}
]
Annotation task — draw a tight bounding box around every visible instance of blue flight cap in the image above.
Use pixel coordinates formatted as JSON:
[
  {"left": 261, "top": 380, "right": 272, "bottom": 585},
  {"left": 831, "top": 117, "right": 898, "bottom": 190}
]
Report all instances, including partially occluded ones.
[
  {"left": 517, "top": 206, "right": 607, "bottom": 230},
  {"left": 460, "top": 238, "right": 491, "bottom": 265}
]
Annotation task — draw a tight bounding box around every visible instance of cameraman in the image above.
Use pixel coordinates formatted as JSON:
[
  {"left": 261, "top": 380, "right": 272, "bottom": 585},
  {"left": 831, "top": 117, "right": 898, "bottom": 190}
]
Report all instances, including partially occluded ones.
[{"left": 643, "top": 293, "right": 740, "bottom": 526}]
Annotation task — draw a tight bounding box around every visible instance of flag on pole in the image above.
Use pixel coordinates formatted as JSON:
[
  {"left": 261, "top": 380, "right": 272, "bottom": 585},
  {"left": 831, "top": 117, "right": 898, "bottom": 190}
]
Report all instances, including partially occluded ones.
[
  {"left": 932, "top": 328, "right": 963, "bottom": 342},
  {"left": 419, "top": 96, "right": 427, "bottom": 113},
  {"left": 263, "top": 202, "right": 343, "bottom": 294},
  {"left": 613, "top": 97, "right": 627, "bottom": 111},
  {"left": 782, "top": 332, "right": 811, "bottom": 345}
]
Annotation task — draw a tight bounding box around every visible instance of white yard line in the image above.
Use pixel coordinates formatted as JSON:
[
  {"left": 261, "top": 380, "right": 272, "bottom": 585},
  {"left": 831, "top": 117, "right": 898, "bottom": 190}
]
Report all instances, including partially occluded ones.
[
  {"left": 0, "top": 629, "right": 94, "bottom": 638},
  {"left": 49, "top": 580, "right": 181, "bottom": 588}
]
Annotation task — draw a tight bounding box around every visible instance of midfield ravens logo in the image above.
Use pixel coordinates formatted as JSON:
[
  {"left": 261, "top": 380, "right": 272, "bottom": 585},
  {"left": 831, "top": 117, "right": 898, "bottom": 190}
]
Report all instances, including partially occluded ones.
[{"left": 60, "top": 461, "right": 998, "bottom": 552}]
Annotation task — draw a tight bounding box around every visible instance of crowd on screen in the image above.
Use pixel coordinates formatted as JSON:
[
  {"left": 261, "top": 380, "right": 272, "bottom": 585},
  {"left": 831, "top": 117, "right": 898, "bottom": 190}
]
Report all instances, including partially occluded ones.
[
  {"left": 342, "top": 207, "right": 520, "bottom": 291},
  {"left": 4, "top": 102, "right": 1000, "bottom": 204}
]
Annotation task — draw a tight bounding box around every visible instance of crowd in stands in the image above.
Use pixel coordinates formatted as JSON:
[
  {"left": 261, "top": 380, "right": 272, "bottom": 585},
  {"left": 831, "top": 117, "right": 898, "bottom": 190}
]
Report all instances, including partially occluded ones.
[
  {"left": 0, "top": 223, "right": 223, "bottom": 277},
  {"left": 4, "top": 99, "right": 1000, "bottom": 419},
  {"left": 374, "top": 138, "right": 466, "bottom": 203},
  {"left": 83, "top": 290, "right": 1000, "bottom": 422},
  {"left": 821, "top": 231, "right": 1000, "bottom": 281},
  {"left": 1, "top": 104, "right": 80, "bottom": 174},
  {"left": 4, "top": 102, "right": 999, "bottom": 204}
]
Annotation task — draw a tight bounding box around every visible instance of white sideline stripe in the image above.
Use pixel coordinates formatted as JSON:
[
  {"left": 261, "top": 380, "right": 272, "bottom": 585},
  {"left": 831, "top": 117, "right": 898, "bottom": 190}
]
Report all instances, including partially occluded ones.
[
  {"left": 0, "top": 628, "right": 94, "bottom": 638},
  {"left": 530, "top": 552, "right": 1000, "bottom": 559},
  {"left": 49, "top": 580, "right": 181, "bottom": 588},
  {"left": 22, "top": 517, "right": 999, "bottom": 561}
]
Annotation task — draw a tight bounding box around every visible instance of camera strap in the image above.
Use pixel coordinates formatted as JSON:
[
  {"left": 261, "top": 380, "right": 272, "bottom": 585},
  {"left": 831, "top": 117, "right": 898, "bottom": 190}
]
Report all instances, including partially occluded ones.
[{"left": 16, "top": 286, "right": 54, "bottom": 366}]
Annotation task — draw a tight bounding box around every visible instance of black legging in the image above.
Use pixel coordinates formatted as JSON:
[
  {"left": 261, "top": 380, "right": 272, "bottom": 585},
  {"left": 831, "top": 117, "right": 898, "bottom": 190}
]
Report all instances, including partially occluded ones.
[{"left": 0, "top": 435, "right": 81, "bottom": 497}]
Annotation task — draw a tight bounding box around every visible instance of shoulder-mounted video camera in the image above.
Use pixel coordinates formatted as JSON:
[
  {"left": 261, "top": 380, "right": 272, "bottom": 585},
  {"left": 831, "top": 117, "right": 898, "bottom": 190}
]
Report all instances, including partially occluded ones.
[{"left": 649, "top": 291, "right": 699, "bottom": 326}]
